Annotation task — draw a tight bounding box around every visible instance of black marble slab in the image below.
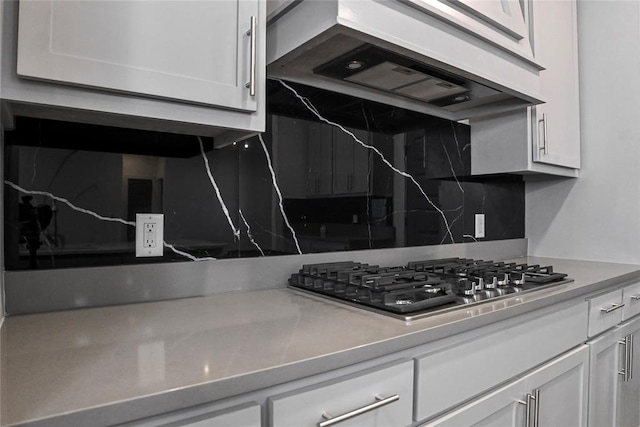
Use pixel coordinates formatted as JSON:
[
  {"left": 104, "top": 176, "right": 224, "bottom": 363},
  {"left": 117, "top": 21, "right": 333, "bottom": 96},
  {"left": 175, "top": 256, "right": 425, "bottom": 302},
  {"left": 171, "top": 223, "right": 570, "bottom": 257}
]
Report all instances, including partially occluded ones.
[{"left": 3, "top": 81, "right": 524, "bottom": 270}]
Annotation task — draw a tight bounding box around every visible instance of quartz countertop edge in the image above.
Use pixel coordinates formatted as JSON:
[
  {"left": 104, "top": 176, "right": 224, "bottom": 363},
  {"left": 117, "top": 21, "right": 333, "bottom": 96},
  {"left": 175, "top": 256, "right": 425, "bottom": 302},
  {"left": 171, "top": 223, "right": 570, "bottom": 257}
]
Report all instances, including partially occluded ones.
[{"left": 2, "top": 257, "right": 640, "bottom": 427}]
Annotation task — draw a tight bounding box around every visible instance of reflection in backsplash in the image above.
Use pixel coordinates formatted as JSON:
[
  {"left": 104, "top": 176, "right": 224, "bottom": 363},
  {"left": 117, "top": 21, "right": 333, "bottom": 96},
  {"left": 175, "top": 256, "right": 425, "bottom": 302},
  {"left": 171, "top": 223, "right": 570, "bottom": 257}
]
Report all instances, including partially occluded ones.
[{"left": 3, "top": 81, "right": 524, "bottom": 270}]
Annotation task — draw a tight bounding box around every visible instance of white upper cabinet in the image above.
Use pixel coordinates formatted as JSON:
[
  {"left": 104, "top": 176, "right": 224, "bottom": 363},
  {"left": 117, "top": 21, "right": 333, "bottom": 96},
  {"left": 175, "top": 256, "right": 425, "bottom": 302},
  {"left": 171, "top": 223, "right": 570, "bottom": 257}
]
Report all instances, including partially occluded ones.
[
  {"left": 17, "top": 0, "right": 258, "bottom": 112},
  {"left": 471, "top": 0, "right": 581, "bottom": 176},
  {"left": 452, "top": 0, "right": 528, "bottom": 40},
  {"left": 419, "top": 0, "right": 533, "bottom": 59},
  {"left": 3, "top": 0, "right": 265, "bottom": 143},
  {"left": 530, "top": 0, "right": 581, "bottom": 169}
]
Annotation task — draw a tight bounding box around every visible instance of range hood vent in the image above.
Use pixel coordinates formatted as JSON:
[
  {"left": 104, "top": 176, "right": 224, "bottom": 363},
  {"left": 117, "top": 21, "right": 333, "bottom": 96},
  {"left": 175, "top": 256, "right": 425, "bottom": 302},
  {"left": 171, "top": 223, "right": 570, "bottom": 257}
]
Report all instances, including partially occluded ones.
[
  {"left": 313, "top": 44, "right": 496, "bottom": 108},
  {"left": 266, "top": 0, "right": 544, "bottom": 121}
]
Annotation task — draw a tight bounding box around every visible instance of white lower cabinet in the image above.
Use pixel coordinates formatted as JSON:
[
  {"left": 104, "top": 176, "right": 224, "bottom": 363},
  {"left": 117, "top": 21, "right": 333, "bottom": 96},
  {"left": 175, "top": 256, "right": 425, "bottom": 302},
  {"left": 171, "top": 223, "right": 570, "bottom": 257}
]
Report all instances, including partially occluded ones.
[
  {"left": 269, "top": 360, "right": 413, "bottom": 427},
  {"left": 424, "top": 345, "right": 589, "bottom": 427},
  {"left": 118, "top": 402, "right": 261, "bottom": 427},
  {"left": 587, "top": 314, "right": 640, "bottom": 427},
  {"left": 414, "top": 301, "right": 587, "bottom": 421}
]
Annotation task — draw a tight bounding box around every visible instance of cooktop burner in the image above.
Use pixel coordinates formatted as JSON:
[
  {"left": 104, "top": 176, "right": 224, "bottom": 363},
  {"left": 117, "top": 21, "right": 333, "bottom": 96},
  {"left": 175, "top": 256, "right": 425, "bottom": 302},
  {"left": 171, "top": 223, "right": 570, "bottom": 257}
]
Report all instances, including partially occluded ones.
[{"left": 288, "top": 258, "right": 572, "bottom": 321}]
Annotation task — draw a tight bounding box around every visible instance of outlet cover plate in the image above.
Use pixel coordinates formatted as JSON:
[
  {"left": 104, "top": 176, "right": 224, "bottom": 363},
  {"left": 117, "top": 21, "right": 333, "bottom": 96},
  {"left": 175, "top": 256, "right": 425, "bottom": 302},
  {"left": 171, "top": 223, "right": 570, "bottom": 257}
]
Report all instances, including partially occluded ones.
[
  {"left": 136, "top": 214, "right": 164, "bottom": 257},
  {"left": 474, "top": 213, "right": 485, "bottom": 239}
]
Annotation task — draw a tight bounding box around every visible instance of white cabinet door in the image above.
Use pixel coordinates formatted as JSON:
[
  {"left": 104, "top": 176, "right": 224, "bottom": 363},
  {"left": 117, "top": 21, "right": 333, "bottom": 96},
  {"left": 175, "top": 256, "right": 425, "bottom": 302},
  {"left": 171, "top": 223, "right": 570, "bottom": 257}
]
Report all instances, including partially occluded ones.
[
  {"left": 524, "top": 345, "right": 589, "bottom": 427},
  {"left": 530, "top": 0, "right": 580, "bottom": 169},
  {"left": 17, "top": 0, "right": 259, "bottom": 112},
  {"left": 451, "top": 0, "right": 528, "bottom": 41},
  {"left": 333, "top": 128, "right": 369, "bottom": 195},
  {"left": 470, "top": 0, "right": 580, "bottom": 176},
  {"left": 619, "top": 318, "right": 640, "bottom": 426},
  {"left": 587, "top": 328, "right": 623, "bottom": 427},
  {"left": 425, "top": 345, "right": 588, "bottom": 427},
  {"left": 423, "top": 378, "right": 526, "bottom": 427},
  {"left": 306, "top": 122, "right": 333, "bottom": 197},
  {"left": 586, "top": 315, "right": 640, "bottom": 427}
]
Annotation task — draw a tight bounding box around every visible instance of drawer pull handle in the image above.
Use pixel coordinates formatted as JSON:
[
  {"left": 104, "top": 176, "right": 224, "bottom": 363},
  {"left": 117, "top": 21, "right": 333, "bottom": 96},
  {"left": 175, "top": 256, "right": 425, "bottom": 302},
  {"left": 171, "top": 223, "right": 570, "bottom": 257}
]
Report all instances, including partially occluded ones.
[
  {"left": 245, "top": 16, "right": 257, "bottom": 97},
  {"left": 600, "top": 303, "right": 625, "bottom": 313},
  {"left": 319, "top": 394, "right": 399, "bottom": 427},
  {"left": 517, "top": 389, "right": 540, "bottom": 427},
  {"left": 631, "top": 294, "right": 640, "bottom": 301},
  {"left": 619, "top": 335, "right": 634, "bottom": 381}
]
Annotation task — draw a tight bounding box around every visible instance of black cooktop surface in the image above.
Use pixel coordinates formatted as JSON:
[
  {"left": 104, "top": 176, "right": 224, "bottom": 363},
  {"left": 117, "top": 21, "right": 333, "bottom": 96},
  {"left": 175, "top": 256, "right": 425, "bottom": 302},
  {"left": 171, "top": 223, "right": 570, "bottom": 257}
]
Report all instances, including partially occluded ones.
[{"left": 288, "top": 258, "right": 572, "bottom": 320}]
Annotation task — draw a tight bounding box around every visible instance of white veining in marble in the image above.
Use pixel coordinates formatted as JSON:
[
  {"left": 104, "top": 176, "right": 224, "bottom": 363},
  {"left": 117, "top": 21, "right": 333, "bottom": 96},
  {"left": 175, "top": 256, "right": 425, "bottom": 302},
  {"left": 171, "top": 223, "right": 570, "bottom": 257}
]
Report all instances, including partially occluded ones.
[
  {"left": 197, "top": 136, "right": 240, "bottom": 240},
  {"left": 277, "top": 79, "right": 456, "bottom": 243},
  {"left": 239, "top": 209, "right": 265, "bottom": 256},
  {"left": 258, "top": 134, "right": 302, "bottom": 254},
  {"left": 3, "top": 180, "right": 215, "bottom": 262}
]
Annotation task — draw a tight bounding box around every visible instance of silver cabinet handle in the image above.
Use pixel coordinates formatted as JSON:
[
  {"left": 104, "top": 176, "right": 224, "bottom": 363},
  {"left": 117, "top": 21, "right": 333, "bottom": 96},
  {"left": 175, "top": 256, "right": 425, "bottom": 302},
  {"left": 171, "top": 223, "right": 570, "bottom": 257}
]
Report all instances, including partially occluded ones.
[
  {"left": 600, "top": 303, "right": 625, "bottom": 313},
  {"left": 538, "top": 113, "right": 548, "bottom": 155},
  {"left": 518, "top": 393, "right": 535, "bottom": 427},
  {"left": 532, "top": 388, "right": 540, "bottom": 427},
  {"left": 628, "top": 334, "right": 634, "bottom": 381},
  {"left": 245, "top": 16, "right": 257, "bottom": 97},
  {"left": 318, "top": 394, "right": 399, "bottom": 427},
  {"left": 618, "top": 336, "right": 633, "bottom": 381},
  {"left": 631, "top": 294, "right": 640, "bottom": 301}
]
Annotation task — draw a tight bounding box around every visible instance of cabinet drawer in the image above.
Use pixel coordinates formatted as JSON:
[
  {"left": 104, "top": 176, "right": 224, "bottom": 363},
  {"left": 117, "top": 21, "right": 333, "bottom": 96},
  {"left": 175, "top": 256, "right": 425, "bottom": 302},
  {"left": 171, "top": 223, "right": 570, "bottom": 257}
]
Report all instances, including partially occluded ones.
[
  {"left": 269, "top": 360, "right": 413, "bottom": 427},
  {"left": 622, "top": 282, "right": 640, "bottom": 321},
  {"left": 120, "top": 402, "right": 261, "bottom": 427},
  {"left": 414, "top": 302, "right": 587, "bottom": 422},
  {"left": 588, "top": 289, "right": 624, "bottom": 337}
]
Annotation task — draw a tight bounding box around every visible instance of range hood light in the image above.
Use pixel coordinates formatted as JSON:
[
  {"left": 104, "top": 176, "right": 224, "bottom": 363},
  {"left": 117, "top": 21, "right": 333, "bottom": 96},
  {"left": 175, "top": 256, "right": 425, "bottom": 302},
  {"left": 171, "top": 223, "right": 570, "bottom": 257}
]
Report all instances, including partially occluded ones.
[{"left": 345, "top": 60, "right": 365, "bottom": 70}]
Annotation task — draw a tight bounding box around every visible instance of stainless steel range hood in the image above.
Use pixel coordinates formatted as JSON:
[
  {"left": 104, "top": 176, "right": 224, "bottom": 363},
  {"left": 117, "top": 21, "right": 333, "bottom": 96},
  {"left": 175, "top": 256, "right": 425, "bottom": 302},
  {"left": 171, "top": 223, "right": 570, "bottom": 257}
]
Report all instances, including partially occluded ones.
[{"left": 266, "top": 0, "right": 544, "bottom": 121}]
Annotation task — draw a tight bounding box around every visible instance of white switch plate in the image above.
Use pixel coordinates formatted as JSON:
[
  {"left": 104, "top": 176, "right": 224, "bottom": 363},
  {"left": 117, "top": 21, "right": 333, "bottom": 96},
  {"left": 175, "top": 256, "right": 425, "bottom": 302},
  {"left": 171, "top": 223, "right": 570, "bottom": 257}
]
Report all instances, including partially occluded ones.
[
  {"left": 474, "top": 214, "right": 485, "bottom": 239},
  {"left": 136, "top": 214, "right": 164, "bottom": 257}
]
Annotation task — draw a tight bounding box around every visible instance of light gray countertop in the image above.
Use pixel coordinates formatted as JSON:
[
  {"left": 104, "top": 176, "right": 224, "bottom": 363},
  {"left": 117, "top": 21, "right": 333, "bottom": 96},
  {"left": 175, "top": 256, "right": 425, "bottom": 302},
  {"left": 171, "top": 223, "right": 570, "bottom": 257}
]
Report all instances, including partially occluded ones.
[{"left": 2, "top": 257, "right": 640, "bottom": 426}]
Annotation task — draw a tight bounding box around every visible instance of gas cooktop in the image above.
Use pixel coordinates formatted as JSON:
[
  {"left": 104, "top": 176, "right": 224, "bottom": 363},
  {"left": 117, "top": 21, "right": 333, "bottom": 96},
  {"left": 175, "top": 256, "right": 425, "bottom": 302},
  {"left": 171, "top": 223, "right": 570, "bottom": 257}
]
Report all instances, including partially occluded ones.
[{"left": 288, "top": 258, "right": 572, "bottom": 321}]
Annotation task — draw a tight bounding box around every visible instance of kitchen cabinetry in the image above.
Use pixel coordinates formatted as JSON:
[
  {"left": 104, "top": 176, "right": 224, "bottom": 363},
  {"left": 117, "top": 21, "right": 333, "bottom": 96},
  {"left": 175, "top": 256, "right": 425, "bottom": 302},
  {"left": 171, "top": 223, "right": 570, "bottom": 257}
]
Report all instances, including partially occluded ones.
[
  {"left": 306, "top": 121, "right": 334, "bottom": 197},
  {"left": 273, "top": 116, "right": 383, "bottom": 198},
  {"left": 1, "top": 0, "right": 265, "bottom": 144},
  {"left": 119, "top": 402, "right": 261, "bottom": 427},
  {"left": 424, "top": 345, "right": 589, "bottom": 427},
  {"left": 406, "top": 0, "right": 534, "bottom": 62},
  {"left": 306, "top": 123, "right": 370, "bottom": 197},
  {"left": 332, "top": 127, "right": 369, "bottom": 195},
  {"left": 267, "top": 0, "right": 543, "bottom": 122},
  {"left": 586, "top": 283, "right": 640, "bottom": 427},
  {"left": 470, "top": 0, "right": 580, "bottom": 177},
  {"left": 269, "top": 360, "right": 413, "bottom": 427},
  {"left": 414, "top": 300, "right": 587, "bottom": 422}
]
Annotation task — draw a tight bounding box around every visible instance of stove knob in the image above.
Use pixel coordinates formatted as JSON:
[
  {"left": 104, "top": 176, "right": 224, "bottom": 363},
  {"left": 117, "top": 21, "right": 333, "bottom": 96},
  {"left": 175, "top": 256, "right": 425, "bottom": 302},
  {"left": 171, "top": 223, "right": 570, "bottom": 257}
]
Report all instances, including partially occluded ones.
[
  {"left": 460, "top": 279, "right": 476, "bottom": 295},
  {"left": 484, "top": 275, "right": 498, "bottom": 289},
  {"left": 497, "top": 273, "right": 509, "bottom": 287},
  {"left": 510, "top": 272, "right": 525, "bottom": 286}
]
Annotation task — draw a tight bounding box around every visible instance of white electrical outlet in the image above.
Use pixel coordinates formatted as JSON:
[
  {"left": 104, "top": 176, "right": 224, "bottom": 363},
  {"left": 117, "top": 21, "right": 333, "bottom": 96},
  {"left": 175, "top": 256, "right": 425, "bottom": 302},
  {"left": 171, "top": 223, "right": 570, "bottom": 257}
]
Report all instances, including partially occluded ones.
[
  {"left": 475, "top": 214, "right": 485, "bottom": 239},
  {"left": 136, "top": 214, "right": 164, "bottom": 257}
]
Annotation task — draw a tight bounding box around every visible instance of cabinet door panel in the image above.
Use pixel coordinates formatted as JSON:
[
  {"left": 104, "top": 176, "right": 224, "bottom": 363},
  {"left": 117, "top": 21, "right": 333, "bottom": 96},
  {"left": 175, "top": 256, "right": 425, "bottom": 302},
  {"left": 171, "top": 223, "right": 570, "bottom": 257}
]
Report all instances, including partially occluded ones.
[
  {"left": 531, "top": 0, "right": 580, "bottom": 168},
  {"left": 619, "top": 321, "right": 640, "bottom": 426},
  {"left": 423, "top": 380, "right": 525, "bottom": 427},
  {"left": 333, "top": 128, "right": 369, "bottom": 195},
  {"left": 587, "top": 329, "right": 624, "bottom": 427},
  {"left": 451, "top": 0, "right": 528, "bottom": 40},
  {"left": 351, "top": 137, "right": 371, "bottom": 194},
  {"left": 306, "top": 123, "right": 333, "bottom": 196},
  {"left": 18, "top": 0, "right": 258, "bottom": 111},
  {"left": 528, "top": 346, "right": 589, "bottom": 427}
]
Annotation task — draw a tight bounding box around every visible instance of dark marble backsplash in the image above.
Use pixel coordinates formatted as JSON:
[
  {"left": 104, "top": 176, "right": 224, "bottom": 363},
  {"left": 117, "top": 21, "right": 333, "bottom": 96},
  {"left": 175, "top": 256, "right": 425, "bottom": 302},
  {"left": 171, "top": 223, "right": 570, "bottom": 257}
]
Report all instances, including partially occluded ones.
[{"left": 3, "top": 81, "right": 524, "bottom": 270}]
